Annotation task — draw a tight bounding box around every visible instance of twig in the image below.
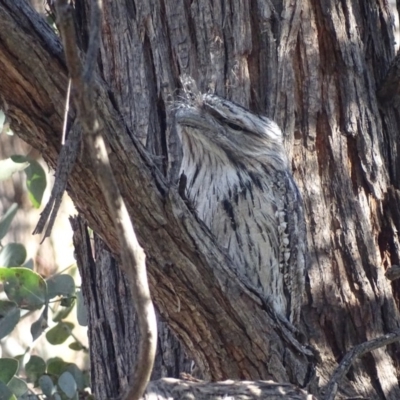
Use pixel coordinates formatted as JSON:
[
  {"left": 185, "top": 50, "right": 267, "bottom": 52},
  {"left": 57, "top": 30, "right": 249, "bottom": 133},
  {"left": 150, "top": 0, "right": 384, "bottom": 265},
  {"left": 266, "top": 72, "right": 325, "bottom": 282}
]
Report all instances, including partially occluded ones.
[
  {"left": 54, "top": 1, "right": 157, "bottom": 399},
  {"left": 323, "top": 329, "right": 400, "bottom": 400},
  {"left": 33, "top": 122, "right": 80, "bottom": 241}
]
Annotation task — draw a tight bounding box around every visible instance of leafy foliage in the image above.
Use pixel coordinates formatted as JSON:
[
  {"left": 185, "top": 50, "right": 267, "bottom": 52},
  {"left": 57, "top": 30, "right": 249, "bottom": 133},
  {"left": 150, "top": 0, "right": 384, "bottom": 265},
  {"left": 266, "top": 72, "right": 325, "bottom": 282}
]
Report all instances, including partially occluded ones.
[
  {"left": 0, "top": 204, "right": 18, "bottom": 241},
  {"left": 10, "top": 156, "right": 47, "bottom": 209},
  {"left": 0, "top": 155, "right": 46, "bottom": 209},
  {"left": 0, "top": 267, "right": 47, "bottom": 310},
  {"left": 0, "top": 151, "right": 91, "bottom": 399}
]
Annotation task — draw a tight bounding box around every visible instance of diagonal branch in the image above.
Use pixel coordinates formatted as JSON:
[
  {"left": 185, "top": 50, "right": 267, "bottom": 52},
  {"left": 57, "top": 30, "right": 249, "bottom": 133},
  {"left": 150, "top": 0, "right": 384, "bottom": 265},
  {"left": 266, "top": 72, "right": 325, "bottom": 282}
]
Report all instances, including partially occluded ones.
[
  {"left": 54, "top": 1, "right": 157, "bottom": 399},
  {"left": 323, "top": 329, "right": 400, "bottom": 400}
]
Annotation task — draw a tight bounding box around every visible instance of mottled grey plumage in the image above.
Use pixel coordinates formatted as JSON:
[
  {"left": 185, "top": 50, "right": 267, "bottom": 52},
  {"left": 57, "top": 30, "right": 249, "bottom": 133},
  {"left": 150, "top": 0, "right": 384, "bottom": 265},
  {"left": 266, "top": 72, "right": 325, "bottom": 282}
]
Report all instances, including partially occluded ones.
[{"left": 173, "top": 78, "right": 306, "bottom": 325}]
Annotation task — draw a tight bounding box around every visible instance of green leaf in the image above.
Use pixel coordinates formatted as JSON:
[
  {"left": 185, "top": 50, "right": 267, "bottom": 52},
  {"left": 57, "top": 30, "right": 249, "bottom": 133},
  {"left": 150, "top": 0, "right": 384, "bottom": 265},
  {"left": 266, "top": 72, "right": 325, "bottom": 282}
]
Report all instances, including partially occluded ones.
[
  {"left": 45, "top": 322, "right": 74, "bottom": 345},
  {"left": 76, "top": 291, "right": 88, "bottom": 327},
  {"left": 7, "top": 376, "right": 27, "bottom": 397},
  {"left": 0, "top": 204, "right": 18, "bottom": 241},
  {"left": 47, "top": 275, "right": 75, "bottom": 300},
  {"left": 65, "top": 365, "right": 84, "bottom": 390},
  {"left": 30, "top": 307, "right": 48, "bottom": 341},
  {"left": 47, "top": 358, "right": 69, "bottom": 378},
  {"left": 68, "top": 342, "right": 83, "bottom": 351},
  {"left": 25, "top": 356, "right": 46, "bottom": 384},
  {"left": 58, "top": 371, "right": 76, "bottom": 399},
  {"left": 11, "top": 156, "right": 46, "bottom": 209},
  {"left": 0, "top": 381, "right": 13, "bottom": 400},
  {"left": 53, "top": 300, "right": 75, "bottom": 323},
  {"left": 0, "top": 158, "right": 29, "bottom": 182},
  {"left": 38, "top": 375, "right": 54, "bottom": 397},
  {"left": 0, "top": 244, "right": 27, "bottom": 267},
  {"left": 0, "top": 359, "right": 18, "bottom": 384},
  {"left": 23, "top": 159, "right": 46, "bottom": 209},
  {"left": 0, "top": 267, "right": 47, "bottom": 310},
  {"left": 83, "top": 370, "right": 90, "bottom": 390},
  {"left": 0, "top": 300, "right": 20, "bottom": 339}
]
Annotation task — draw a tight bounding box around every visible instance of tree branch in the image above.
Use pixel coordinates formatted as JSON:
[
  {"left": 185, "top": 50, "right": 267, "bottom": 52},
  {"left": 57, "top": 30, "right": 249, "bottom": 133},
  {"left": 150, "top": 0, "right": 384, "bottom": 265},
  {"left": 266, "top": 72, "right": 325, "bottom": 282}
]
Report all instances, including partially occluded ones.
[
  {"left": 323, "top": 329, "right": 400, "bottom": 400},
  {"left": 54, "top": 1, "right": 157, "bottom": 398},
  {"left": 143, "top": 378, "right": 317, "bottom": 400}
]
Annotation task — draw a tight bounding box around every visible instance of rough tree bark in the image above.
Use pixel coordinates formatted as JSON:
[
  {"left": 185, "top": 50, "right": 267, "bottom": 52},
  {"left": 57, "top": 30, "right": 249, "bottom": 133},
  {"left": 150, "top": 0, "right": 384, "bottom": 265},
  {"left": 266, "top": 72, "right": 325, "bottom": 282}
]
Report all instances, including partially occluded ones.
[{"left": 1, "top": 0, "right": 400, "bottom": 399}]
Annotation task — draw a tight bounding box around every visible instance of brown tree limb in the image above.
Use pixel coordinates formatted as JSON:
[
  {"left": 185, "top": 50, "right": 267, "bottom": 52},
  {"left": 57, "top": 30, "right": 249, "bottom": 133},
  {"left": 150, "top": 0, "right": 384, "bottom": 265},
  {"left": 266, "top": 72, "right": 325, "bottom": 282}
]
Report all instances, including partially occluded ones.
[
  {"left": 143, "top": 378, "right": 317, "bottom": 400},
  {"left": 54, "top": 1, "right": 157, "bottom": 399},
  {"left": 323, "top": 329, "right": 400, "bottom": 400}
]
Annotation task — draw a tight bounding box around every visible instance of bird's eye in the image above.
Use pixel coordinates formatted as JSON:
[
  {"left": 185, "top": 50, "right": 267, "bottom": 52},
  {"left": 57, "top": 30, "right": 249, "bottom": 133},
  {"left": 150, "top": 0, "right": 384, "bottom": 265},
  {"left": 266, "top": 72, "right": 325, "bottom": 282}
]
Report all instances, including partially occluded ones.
[{"left": 225, "top": 121, "right": 242, "bottom": 131}]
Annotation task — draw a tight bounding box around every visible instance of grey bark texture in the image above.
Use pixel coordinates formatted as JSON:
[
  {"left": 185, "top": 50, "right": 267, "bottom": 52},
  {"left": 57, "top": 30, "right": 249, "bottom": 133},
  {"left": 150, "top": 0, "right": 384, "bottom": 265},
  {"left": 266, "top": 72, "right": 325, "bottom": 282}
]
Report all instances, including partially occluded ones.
[
  {"left": 1, "top": 0, "right": 400, "bottom": 399},
  {"left": 142, "top": 378, "right": 317, "bottom": 399}
]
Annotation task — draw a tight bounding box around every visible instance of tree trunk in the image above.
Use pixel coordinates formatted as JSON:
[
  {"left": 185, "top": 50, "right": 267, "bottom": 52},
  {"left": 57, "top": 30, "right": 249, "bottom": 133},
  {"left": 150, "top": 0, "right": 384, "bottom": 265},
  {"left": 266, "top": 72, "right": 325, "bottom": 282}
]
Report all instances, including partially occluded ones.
[
  {"left": 1, "top": 1, "right": 400, "bottom": 399},
  {"left": 71, "top": 220, "right": 193, "bottom": 394}
]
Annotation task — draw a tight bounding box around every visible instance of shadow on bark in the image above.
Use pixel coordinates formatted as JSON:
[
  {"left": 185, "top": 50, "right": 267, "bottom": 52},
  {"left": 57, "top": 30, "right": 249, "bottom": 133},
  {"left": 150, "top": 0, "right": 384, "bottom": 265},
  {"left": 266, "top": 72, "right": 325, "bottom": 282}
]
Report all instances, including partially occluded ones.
[{"left": 71, "top": 217, "right": 193, "bottom": 399}]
